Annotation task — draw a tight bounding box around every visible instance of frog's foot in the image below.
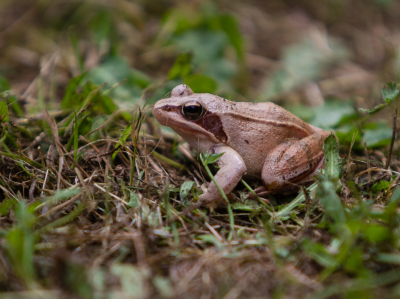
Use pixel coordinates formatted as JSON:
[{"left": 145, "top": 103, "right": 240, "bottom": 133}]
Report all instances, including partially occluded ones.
[
  {"left": 253, "top": 186, "right": 270, "bottom": 197},
  {"left": 247, "top": 187, "right": 271, "bottom": 203}
]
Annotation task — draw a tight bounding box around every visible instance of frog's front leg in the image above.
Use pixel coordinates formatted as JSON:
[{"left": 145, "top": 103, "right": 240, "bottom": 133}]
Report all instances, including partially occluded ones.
[
  {"left": 199, "top": 146, "right": 247, "bottom": 202},
  {"left": 262, "top": 134, "right": 326, "bottom": 191}
]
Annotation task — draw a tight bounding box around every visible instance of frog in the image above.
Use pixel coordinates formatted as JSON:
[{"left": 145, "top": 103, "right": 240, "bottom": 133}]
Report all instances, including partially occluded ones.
[{"left": 152, "top": 84, "right": 330, "bottom": 203}]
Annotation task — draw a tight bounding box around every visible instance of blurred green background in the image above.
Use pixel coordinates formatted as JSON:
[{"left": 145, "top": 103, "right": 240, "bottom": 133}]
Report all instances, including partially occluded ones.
[{"left": 1, "top": 0, "right": 400, "bottom": 148}]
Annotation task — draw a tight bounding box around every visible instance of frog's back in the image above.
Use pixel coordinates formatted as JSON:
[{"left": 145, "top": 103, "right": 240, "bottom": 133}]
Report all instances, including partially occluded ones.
[{"left": 218, "top": 101, "right": 318, "bottom": 177}]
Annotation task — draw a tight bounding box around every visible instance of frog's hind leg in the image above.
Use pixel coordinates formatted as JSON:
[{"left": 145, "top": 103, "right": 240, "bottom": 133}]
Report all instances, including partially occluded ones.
[{"left": 261, "top": 135, "right": 325, "bottom": 192}]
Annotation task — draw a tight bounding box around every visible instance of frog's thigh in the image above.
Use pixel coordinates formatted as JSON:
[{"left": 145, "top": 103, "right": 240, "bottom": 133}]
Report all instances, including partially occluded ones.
[{"left": 261, "top": 135, "right": 324, "bottom": 191}]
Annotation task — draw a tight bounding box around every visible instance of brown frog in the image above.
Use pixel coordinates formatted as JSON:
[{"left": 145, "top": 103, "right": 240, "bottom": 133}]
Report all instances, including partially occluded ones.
[{"left": 153, "top": 84, "right": 329, "bottom": 202}]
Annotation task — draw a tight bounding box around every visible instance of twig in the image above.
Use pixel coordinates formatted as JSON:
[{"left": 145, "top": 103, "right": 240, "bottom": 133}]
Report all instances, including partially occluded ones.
[
  {"left": 364, "top": 142, "right": 372, "bottom": 200},
  {"left": 386, "top": 108, "right": 398, "bottom": 169}
]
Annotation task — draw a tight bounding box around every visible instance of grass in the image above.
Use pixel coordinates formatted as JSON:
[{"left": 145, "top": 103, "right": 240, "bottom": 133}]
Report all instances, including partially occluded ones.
[{"left": 1, "top": 1, "right": 400, "bottom": 298}]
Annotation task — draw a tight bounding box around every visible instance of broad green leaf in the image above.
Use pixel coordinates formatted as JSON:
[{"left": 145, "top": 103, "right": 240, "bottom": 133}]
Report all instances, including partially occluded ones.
[
  {"left": 200, "top": 152, "right": 224, "bottom": 165},
  {"left": 261, "top": 37, "right": 348, "bottom": 100},
  {"left": 364, "top": 224, "right": 390, "bottom": 243},
  {"left": 0, "top": 100, "right": 9, "bottom": 122},
  {"left": 0, "top": 76, "right": 11, "bottom": 90},
  {"left": 371, "top": 180, "right": 391, "bottom": 193},
  {"left": 343, "top": 247, "right": 365, "bottom": 274},
  {"left": 382, "top": 82, "right": 399, "bottom": 103},
  {"left": 180, "top": 181, "right": 195, "bottom": 199},
  {"left": 317, "top": 178, "right": 346, "bottom": 225},
  {"left": 168, "top": 52, "right": 192, "bottom": 80},
  {"left": 335, "top": 125, "right": 362, "bottom": 148},
  {"left": 87, "top": 57, "right": 150, "bottom": 105},
  {"left": 311, "top": 101, "right": 356, "bottom": 129},
  {"left": 174, "top": 31, "right": 237, "bottom": 83},
  {"left": 184, "top": 74, "right": 218, "bottom": 94},
  {"left": 363, "top": 125, "right": 393, "bottom": 148},
  {"left": 0, "top": 198, "right": 16, "bottom": 216},
  {"left": 323, "top": 134, "right": 342, "bottom": 181}
]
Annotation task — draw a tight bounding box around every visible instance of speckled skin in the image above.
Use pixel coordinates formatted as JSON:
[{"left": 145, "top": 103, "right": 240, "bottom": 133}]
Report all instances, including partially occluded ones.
[{"left": 153, "top": 84, "right": 330, "bottom": 202}]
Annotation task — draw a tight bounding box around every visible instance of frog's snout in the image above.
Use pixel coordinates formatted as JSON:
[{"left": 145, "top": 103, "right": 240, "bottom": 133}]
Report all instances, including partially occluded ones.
[{"left": 171, "top": 84, "right": 194, "bottom": 97}]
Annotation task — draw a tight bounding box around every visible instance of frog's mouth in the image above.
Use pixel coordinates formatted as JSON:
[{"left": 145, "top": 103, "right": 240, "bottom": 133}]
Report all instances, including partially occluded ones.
[{"left": 152, "top": 104, "right": 227, "bottom": 143}]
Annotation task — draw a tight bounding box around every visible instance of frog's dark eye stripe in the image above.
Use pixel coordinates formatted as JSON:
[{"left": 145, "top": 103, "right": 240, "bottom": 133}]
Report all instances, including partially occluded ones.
[{"left": 182, "top": 101, "right": 204, "bottom": 120}]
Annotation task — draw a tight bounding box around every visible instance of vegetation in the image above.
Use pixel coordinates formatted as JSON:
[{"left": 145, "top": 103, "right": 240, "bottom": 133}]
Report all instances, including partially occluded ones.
[{"left": 0, "top": 0, "right": 400, "bottom": 298}]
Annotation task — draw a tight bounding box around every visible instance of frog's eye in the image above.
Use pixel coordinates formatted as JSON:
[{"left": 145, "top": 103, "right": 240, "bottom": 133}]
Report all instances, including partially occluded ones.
[{"left": 182, "top": 101, "right": 204, "bottom": 120}]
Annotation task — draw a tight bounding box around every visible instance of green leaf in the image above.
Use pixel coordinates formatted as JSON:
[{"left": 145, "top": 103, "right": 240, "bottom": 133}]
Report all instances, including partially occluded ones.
[
  {"left": 0, "top": 76, "right": 11, "bottom": 91},
  {"left": 184, "top": 74, "right": 218, "bottom": 94},
  {"left": 180, "top": 181, "right": 195, "bottom": 199},
  {"left": 359, "top": 82, "right": 399, "bottom": 114},
  {"left": 0, "top": 77, "right": 22, "bottom": 117},
  {"left": 62, "top": 262, "right": 93, "bottom": 299},
  {"left": 168, "top": 52, "right": 192, "bottom": 80},
  {"left": 311, "top": 101, "right": 356, "bottom": 129},
  {"left": 371, "top": 180, "right": 391, "bottom": 193},
  {"left": 196, "top": 235, "right": 224, "bottom": 250},
  {"left": 0, "top": 100, "right": 9, "bottom": 122},
  {"left": 359, "top": 103, "right": 387, "bottom": 115},
  {"left": 377, "top": 253, "right": 400, "bottom": 264},
  {"left": 231, "top": 200, "right": 262, "bottom": 212},
  {"left": 317, "top": 177, "right": 346, "bottom": 226},
  {"left": 218, "top": 14, "right": 244, "bottom": 61},
  {"left": 363, "top": 124, "right": 393, "bottom": 148},
  {"left": 153, "top": 276, "right": 174, "bottom": 298},
  {"left": 111, "top": 264, "right": 149, "bottom": 297},
  {"left": 100, "top": 95, "right": 118, "bottom": 114},
  {"left": 61, "top": 73, "right": 87, "bottom": 109},
  {"left": 302, "top": 239, "right": 336, "bottom": 268},
  {"left": 90, "top": 10, "right": 112, "bottom": 45},
  {"left": 261, "top": 37, "right": 348, "bottom": 100},
  {"left": 200, "top": 152, "right": 224, "bottom": 165},
  {"left": 69, "top": 32, "right": 84, "bottom": 74},
  {"left": 364, "top": 224, "right": 390, "bottom": 243},
  {"left": 128, "top": 191, "right": 140, "bottom": 208},
  {"left": 0, "top": 198, "right": 16, "bottom": 216},
  {"left": 381, "top": 82, "right": 399, "bottom": 103},
  {"left": 5, "top": 201, "right": 38, "bottom": 282},
  {"left": 323, "top": 134, "right": 342, "bottom": 180}
]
